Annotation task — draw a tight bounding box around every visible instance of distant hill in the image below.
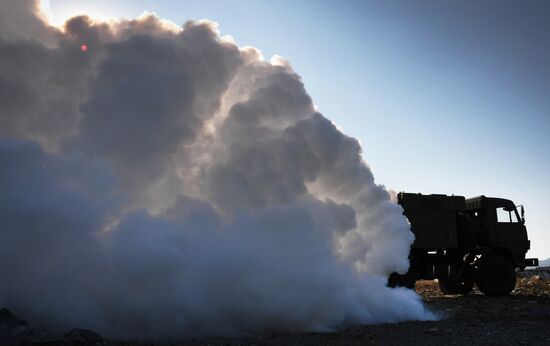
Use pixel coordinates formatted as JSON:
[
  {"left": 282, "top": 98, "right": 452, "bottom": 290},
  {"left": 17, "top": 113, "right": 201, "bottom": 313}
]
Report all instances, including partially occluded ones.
[{"left": 539, "top": 258, "right": 550, "bottom": 267}]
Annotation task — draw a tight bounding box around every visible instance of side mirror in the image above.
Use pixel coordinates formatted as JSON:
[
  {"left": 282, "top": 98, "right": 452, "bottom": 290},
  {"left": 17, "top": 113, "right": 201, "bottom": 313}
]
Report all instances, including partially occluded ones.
[{"left": 521, "top": 205, "right": 525, "bottom": 222}]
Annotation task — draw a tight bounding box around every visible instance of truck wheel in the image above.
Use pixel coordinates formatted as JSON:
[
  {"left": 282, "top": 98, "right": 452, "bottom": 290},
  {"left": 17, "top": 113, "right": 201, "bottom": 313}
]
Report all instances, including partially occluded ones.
[
  {"left": 475, "top": 254, "right": 516, "bottom": 296},
  {"left": 438, "top": 279, "right": 474, "bottom": 295}
]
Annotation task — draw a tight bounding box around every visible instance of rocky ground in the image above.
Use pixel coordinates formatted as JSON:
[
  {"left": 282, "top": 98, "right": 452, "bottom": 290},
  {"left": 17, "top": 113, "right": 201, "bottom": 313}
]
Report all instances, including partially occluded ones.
[{"left": 2, "top": 271, "right": 549, "bottom": 345}]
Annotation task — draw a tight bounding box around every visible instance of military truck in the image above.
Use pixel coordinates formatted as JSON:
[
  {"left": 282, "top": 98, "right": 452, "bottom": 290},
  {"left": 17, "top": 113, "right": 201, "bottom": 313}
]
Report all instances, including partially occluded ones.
[{"left": 388, "top": 192, "right": 539, "bottom": 296}]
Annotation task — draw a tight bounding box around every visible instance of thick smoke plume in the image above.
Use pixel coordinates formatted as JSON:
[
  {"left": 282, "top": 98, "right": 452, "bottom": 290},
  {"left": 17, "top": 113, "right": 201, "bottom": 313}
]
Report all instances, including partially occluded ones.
[{"left": 0, "top": 0, "right": 435, "bottom": 338}]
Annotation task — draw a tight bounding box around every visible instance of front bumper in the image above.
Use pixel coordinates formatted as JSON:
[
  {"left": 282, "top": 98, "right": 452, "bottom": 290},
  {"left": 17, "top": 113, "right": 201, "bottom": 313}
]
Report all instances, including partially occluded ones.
[{"left": 523, "top": 258, "right": 539, "bottom": 267}]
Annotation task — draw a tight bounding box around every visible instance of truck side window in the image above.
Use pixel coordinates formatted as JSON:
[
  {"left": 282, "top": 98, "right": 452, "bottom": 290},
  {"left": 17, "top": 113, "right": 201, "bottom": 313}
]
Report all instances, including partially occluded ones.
[{"left": 496, "top": 207, "right": 519, "bottom": 223}]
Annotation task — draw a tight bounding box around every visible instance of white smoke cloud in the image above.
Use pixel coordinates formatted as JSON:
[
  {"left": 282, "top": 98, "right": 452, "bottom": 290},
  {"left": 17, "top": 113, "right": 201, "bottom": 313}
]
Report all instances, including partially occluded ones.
[{"left": 0, "top": 0, "right": 435, "bottom": 338}]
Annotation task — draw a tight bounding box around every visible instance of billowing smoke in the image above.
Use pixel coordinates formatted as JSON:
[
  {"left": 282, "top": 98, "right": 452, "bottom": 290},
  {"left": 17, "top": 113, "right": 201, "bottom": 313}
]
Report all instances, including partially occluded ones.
[{"left": 0, "top": 0, "right": 435, "bottom": 338}]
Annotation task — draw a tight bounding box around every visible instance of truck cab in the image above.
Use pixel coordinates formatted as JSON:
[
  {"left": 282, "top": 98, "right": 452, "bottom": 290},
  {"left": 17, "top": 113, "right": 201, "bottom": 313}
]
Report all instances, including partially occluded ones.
[{"left": 465, "top": 196, "right": 531, "bottom": 269}]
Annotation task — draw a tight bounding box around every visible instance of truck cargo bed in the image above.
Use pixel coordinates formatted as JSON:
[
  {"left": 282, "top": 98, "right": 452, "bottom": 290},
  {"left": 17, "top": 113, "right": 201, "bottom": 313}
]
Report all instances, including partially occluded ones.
[{"left": 398, "top": 193, "right": 465, "bottom": 249}]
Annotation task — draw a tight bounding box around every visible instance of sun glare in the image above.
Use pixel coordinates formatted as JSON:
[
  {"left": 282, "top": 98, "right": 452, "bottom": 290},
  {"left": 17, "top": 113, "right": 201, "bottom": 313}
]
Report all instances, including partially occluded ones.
[
  {"left": 38, "top": 0, "right": 117, "bottom": 28},
  {"left": 37, "top": 0, "right": 54, "bottom": 24}
]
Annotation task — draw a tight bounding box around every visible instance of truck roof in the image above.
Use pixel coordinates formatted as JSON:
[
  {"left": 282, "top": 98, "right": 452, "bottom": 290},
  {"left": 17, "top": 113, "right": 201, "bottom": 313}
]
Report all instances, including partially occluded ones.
[
  {"left": 465, "top": 195, "right": 515, "bottom": 210},
  {"left": 397, "top": 193, "right": 516, "bottom": 211}
]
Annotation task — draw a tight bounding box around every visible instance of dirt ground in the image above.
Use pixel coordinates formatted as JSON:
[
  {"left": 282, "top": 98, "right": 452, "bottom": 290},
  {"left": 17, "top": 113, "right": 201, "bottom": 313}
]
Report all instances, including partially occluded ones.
[
  {"left": 2, "top": 276, "right": 549, "bottom": 345},
  {"left": 116, "top": 277, "right": 550, "bottom": 346}
]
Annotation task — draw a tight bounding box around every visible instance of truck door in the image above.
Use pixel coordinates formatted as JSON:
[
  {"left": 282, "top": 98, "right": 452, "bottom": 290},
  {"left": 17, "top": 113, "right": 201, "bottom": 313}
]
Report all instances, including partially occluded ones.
[{"left": 494, "top": 206, "right": 528, "bottom": 261}]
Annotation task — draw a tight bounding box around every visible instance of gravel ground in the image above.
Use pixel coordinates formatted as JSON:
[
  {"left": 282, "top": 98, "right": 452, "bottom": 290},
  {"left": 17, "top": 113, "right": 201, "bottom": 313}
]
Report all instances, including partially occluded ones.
[
  {"left": 2, "top": 275, "right": 549, "bottom": 345},
  {"left": 114, "top": 276, "right": 550, "bottom": 346}
]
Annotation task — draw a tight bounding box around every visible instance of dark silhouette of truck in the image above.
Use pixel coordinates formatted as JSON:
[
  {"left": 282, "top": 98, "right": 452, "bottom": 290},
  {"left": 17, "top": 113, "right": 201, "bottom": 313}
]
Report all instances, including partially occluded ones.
[{"left": 388, "top": 192, "right": 539, "bottom": 295}]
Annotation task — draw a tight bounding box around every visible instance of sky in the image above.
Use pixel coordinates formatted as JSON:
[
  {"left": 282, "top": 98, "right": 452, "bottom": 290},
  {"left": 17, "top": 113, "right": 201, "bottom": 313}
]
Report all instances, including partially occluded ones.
[{"left": 45, "top": 0, "right": 549, "bottom": 260}]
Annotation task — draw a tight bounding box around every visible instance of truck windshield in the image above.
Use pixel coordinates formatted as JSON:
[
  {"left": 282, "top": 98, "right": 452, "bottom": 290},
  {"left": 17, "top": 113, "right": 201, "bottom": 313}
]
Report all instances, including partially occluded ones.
[{"left": 496, "top": 207, "right": 519, "bottom": 223}]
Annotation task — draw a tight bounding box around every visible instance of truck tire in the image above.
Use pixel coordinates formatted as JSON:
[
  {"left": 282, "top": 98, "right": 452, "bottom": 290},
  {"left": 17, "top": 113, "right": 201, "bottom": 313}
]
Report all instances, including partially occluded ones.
[
  {"left": 475, "top": 254, "right": 516, "bottom": 296},
  {"left": 438, "top": 278, "right": 474, "bottom": 295}
]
